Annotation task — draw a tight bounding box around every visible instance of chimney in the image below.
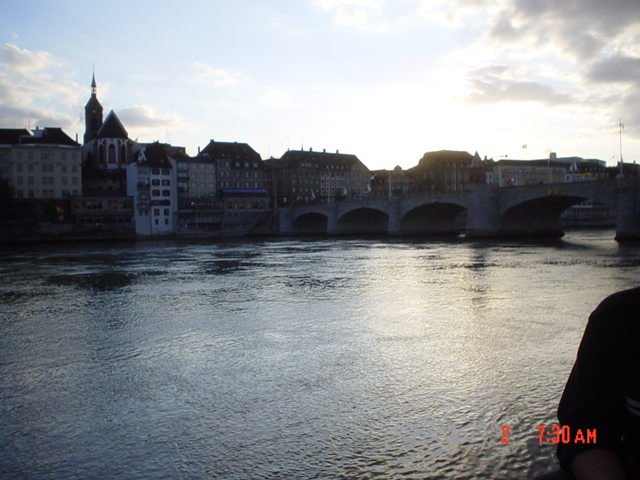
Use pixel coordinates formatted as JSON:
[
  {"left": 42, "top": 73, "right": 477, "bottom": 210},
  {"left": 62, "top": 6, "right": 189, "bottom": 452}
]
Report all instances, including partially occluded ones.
[
  {"left": 309, "top": 147, "right": 312, "bottom": 152},
  {"left": 323, "top": 148, "right": 326, "bottom": 153},
  {"left": 336, "top": 149, "right": 339, "bottom": 154},
  {"left": 198, "top": 146, "right": 201, "bottom": 154}
]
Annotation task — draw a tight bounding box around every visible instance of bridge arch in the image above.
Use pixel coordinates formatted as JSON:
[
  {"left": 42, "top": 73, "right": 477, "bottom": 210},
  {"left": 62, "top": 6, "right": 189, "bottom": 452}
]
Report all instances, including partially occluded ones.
[
  {"left": 500, "top": 194, "right": 589, "bottom": 236},
  {"left": 292, "top": 212, "right": 328, "bottom": 235},
  {"left": 401, "top": 202, "right": 467, "bottom": 235},
  {"left": 336, "top": 207, "right": 389, "bottom": 234}
]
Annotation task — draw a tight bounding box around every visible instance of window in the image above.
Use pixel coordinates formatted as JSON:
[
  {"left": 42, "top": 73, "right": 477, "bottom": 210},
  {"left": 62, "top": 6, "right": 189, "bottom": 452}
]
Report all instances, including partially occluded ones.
[
  {"left": 16, "top": 163, "right": 23, "bottom": 172},
  {"left": 152, "top": 168, "right": 160, "bottom": 175},
  {"left": 61, "top": 165, "right": 67, "bottom": 173},
  {"left": 41, "top": 164, "right": 47, "bottom": 172},
  {"left": 108, "top": 144, "right": 116, "bottom": 163},
  {"left": 61, "top": 177, "right": 67, "bottom": 185},
  {"left": 71, "top": 164, "right": 78, "bottom": 173},
  {"left": 72, "top": 177, "right": 78, "bottom": 185},
  {"left": 161, "top": 179, "right": 170, "bottom": 186},
  {"left": 152, "top": 179, "right": 160, "bottom": 186},
  {"left": 41, "top": 152, "right": 49, "bottom": 160},
  {"left": 164, "top": 208, "right": 170, "bottom": 216},
  {"left": 16, "top": 176, "right": 23, "bottom": 185},
  {"left": 164, "top": 219, "right": 168, "bottom": 225},
  {"left": 154, "top": 208, "right": 160, "bottom": 216},
  {"left": 28, "top": 176, "right": 34, "bottom": 185},
  {"left": 155, "top": 219, "right": 159, "bottom": 225},
  {"left": 162, "top": 168, "right": 170, "bottom": 175},
  {"left": 162, "top": 190, "right": 170, "bottom": 197},
  {"left": 152, "top": 189, "right": 160, "bottom": 196},
  {"left": 27, "top": 164, "right": 34, "bottom": 172}
]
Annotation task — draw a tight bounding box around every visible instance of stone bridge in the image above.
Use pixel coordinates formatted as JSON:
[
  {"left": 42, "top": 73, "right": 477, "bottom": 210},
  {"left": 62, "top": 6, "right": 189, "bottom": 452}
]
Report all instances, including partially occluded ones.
[{"left": 277, "top": 178, "right": 640, "bottom": 240}]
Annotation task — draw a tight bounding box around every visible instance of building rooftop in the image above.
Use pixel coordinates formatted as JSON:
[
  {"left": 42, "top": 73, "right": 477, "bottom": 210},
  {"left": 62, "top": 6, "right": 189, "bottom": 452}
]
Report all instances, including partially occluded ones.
[
  {"left": 134, "top": 145, "right": 173, "bottom": 169},
  {"left": 21, "top": 127, "right": 79, "bottom": 146},
  {"left": 201, "top": 140, "right": 261, "bottom": 162},
  {"left": 272, "top": 149, "right": 368, "bottom": 171},
  {"left": 97, "top": 110, "right": 128, "bottom": 139},
  {"left": 0, "top": 129, "right": 31, "bottom": 145},
  {"left": 495, "top": 159, "right": 568, "bottom": 168}
]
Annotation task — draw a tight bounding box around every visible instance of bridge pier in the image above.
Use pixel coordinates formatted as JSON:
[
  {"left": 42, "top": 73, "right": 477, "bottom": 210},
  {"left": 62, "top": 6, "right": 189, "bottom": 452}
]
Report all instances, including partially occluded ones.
[
  {"left": 465, "top": 185, "right": 501, "bottom": 238},
  {"left": 326, "top": 212, "right": 340, "bottom": 235},
  {"left": 615, "top": 177, "right": 640, "bottom": 241},
  {"left": 277, "top": 207, "right": 295, "bottom": 235},
  {"left": 387, "top": 198, "right": 403, "bottom": 236}
]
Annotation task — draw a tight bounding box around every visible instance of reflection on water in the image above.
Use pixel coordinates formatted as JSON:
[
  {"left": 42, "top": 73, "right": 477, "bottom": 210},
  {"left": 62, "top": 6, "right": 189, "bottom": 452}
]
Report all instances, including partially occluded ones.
[{"left": 1, "top": 230, "right": 639, "bottom": 479}]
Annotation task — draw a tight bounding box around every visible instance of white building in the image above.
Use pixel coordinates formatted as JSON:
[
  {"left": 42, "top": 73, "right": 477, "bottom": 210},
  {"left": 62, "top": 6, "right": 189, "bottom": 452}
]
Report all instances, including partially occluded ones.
[{"left": 126, "top": 145, "right": 177, "bottom": 236}]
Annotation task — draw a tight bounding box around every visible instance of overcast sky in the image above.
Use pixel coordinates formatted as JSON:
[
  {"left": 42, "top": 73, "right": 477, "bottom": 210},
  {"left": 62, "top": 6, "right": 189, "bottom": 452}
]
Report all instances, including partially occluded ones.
[{"left": 1, "top": 0, "right": 639, "bottom": 169}]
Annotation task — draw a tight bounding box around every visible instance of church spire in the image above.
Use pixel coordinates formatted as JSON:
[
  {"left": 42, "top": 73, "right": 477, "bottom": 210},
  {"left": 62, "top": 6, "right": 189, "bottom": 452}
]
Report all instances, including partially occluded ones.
[
  {"left": 84, "top": 66, "right": 103, "bottom": 144},
  {"left": 91, "top": 66, "right": 97, "bottom": 96}
]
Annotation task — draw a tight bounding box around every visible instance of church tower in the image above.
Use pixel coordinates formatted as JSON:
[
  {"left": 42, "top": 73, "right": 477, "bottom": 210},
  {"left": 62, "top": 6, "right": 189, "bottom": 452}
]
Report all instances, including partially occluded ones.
[{"left": 84, "top": 71, "right": 103, "bottom": 144}]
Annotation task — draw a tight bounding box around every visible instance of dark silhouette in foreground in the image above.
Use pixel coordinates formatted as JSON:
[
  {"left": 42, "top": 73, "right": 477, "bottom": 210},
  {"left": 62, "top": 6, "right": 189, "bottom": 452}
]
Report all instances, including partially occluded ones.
[{"left": 535, "top": 286, "right": 640, "bottom": 480}]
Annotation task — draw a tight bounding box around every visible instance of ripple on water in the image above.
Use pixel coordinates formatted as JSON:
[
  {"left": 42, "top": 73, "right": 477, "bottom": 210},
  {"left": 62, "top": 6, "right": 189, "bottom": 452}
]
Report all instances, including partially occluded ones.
[{"left": 0, "top": 231, "right": 638, "bottom": 478}]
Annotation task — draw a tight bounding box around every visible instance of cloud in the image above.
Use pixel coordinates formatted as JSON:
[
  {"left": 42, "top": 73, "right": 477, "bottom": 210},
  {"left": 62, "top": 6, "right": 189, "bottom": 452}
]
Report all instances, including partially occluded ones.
[
  {"left": 466, "top": 66, "right": 572, "bottom": 105},
  {"left": 0, "top": 43, "right": 84, "bottom": 131},
  {"left": 193, "top": 62, "right": 245, "bottom": 87},
  {"left": 620, "top": 90, "right": 640, "bottom": 137},
  {"left": 315, "top": 0, "right": 388, "bottom": 33},
  {"left": 587, "top": 55, "right": 640, "bottom": 84},
  {"left": 260, "top": 90, "right": 290, "bottom": 107},
  {"left": 118, "top": 105, "right": 179, "bottom": 129},
  {"left": 488, "top": 0, "right": 640, "bottom": 60},
  {"left": 415, "top": 0, "right": 499, "bottom": 29},
  {"left": 1, "top": 43, "right": 58, "bottom": 73}
]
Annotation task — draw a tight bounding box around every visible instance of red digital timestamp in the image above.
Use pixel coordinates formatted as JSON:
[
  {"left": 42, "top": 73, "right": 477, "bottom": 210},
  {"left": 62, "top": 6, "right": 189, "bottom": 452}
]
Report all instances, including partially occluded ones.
[{"left": 500, "top": 425, "right": 597, "bottom": 445}]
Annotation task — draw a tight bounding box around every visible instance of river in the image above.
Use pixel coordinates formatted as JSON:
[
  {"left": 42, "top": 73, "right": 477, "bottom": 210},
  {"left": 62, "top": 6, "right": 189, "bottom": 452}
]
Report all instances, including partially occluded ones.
[{"left": 1, "top": 230, "right": 639, "bottom": 479}]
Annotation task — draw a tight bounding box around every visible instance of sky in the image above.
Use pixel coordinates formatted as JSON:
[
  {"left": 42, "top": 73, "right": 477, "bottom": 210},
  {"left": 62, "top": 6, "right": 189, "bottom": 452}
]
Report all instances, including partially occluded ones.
[{"left": 1, "top": 0, "right": 639, "bottom": 170}]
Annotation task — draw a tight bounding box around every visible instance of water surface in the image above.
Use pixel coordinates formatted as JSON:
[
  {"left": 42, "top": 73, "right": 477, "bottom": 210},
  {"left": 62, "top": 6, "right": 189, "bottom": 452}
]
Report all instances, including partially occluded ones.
[{"left": 1, "top": 230, "right": 639, "bottom": 479}]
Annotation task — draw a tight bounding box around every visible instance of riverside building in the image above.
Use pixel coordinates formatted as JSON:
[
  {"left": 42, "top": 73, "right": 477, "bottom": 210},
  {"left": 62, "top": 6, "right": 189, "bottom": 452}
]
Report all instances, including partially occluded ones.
[
  {"left": 0, "top": 127, "right": 82, "bottom": 199},
  {"left": 264, "top": 148, "right": 370, "bottom": 206},
  {"left": 176, "top": 152, "right": 222, "bottom": 235},
  {"left": 126, "top": 144, "right": 178, "bottom": 236},
  {"left": 200, "top": 140, "right": 271, "bottom": 234}
]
